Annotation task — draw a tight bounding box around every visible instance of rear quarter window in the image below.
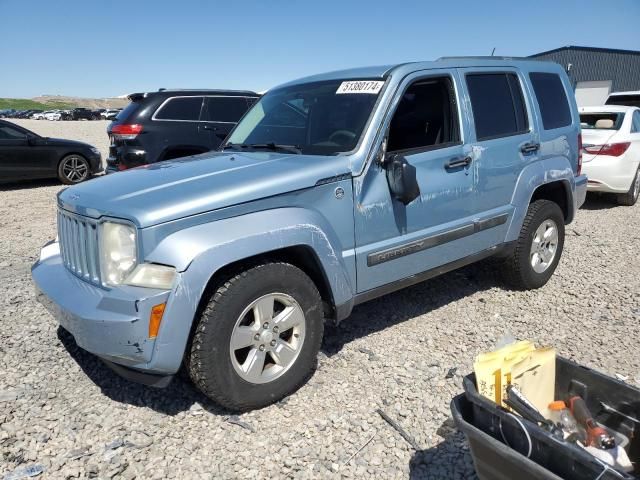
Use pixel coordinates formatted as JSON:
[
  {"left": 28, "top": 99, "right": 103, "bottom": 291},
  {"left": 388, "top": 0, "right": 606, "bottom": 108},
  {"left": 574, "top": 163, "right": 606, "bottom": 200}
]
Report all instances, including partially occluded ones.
[
  {"left": 154, "top": 96, "right": 204, "bottom": 121},
  {"left": 529, "top": 73, "right": 572, "bottom": 130}
]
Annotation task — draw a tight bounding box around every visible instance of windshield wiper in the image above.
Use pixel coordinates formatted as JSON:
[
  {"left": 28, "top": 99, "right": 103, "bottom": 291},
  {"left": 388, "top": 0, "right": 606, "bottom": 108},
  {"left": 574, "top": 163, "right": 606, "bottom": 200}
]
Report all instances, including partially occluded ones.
[{"left": 224, "top": 142, "right": 302, "bottom": 154}]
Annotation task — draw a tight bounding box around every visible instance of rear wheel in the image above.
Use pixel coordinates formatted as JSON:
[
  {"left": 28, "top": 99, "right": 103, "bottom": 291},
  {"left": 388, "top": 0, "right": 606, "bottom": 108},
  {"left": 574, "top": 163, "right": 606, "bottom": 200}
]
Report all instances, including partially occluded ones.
[
  {"left": 188, "top": 262, "right": 323, "bottom": 411},
  {"left": 58, "top": 154, "right": 90, "bottom": 184},
  {"left": 503, "top": 200, "right": 565, "bottom": 290},
  {"left": 617, "top": 167, "right": 640, "bottom": 206}
]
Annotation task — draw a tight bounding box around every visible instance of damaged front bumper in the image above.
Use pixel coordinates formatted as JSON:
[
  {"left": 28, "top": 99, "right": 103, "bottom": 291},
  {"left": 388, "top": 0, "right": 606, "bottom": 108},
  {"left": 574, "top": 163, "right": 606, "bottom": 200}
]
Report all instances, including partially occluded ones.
[{"left": 31, "top": 241, "right": 175, "bottom": 387}]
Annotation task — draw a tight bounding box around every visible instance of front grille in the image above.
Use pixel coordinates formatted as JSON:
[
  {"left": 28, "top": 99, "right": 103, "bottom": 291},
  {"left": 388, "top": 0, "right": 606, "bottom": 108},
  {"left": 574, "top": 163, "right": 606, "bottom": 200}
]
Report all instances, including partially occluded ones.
[{"left": 58, "top": 208, "right": 102, "bottom": 286}]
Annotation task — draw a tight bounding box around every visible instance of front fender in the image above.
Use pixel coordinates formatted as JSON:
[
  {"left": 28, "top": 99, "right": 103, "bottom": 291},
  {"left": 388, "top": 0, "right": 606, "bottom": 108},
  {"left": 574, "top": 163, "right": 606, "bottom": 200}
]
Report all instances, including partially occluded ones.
[
  {"left": 506, "top": 157, "right": 576, "bottom": 242},
  {"left": 143, "top": 208, "right": 354, "bottom": 373}
]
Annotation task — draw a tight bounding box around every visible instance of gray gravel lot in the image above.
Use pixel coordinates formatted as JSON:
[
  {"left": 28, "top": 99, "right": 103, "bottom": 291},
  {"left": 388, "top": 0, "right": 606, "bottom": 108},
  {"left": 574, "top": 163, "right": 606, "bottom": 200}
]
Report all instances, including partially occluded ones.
[{"left": 1, "top": 120, "right": 639, "bottom": 479}]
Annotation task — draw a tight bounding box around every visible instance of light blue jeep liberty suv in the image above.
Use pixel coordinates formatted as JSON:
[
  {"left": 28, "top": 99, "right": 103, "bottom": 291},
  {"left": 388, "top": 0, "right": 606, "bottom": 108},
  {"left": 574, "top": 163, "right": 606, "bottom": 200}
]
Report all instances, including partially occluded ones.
[{"left": 33, "top": 58, "right": 587, "bottom": 410}]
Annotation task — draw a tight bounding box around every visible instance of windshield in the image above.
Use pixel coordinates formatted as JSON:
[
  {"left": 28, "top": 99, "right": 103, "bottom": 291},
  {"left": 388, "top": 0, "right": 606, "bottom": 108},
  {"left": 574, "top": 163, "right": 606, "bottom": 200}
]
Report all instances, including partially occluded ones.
[
  {"left": 224, "top": 79, "right": 385, "bottom": 155},
  {"left": 580, "top": 112, "right": 624, "bottom": 130}
]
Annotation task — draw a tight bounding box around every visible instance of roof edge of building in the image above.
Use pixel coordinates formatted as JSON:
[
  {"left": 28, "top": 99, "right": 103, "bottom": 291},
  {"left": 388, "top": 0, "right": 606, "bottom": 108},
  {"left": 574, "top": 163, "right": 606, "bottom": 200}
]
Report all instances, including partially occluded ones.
[{"left": 530, "top": 45, "right": 640, "bottom": 57}]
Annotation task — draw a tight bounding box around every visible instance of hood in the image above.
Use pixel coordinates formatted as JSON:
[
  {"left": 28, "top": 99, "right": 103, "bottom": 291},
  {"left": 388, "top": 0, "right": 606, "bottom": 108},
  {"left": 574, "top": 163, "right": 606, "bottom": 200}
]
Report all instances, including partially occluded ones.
[
  {"left": 44, "top": 137, "right": 93, "bottom": 149},
  {"left": 581, "top": 129, "right": 619, "bottom": 162},
  {"left": 58, "top": 151, "right": 351, "bottom": 227}
]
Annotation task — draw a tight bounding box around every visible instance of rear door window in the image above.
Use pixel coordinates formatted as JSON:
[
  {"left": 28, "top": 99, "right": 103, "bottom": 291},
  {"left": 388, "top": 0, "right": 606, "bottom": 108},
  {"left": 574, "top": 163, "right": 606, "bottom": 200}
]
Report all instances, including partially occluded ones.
[
  {"left": 466, "top": 73, "right": 529, "bottom": 140},
  {"left": 205, "top": 97, "right": 251, "bottom": 123},
  {"left": 529, "top": 73, "right": 572, "bottom": 130},
  {"left": 154, "top": 97, "right": 204, "bottom": 121}
]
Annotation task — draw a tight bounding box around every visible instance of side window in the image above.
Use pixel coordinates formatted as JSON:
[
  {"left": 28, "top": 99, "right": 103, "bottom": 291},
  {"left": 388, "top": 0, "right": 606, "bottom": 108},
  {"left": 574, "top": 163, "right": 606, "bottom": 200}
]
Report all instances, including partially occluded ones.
[
  {"left": 0, "top": 125, "right": 27, "bottom": 140},
  {"left": 466, "top": 73, "right": 529, "bottom": 140},
  {"left": 154, "top": 97, "right": 203, "bottom": 121},
  {"left": 205, "top": 97, "right": 251, "bottom": 123},
  {"left": 632, "top": 111, "right": 640, "bottom": 133},
  {"left": 529, "top": 72, "right": 572, "bottom": 130},
  {"left": 387, "top": 76, "right": 460, "bottom": 152}
]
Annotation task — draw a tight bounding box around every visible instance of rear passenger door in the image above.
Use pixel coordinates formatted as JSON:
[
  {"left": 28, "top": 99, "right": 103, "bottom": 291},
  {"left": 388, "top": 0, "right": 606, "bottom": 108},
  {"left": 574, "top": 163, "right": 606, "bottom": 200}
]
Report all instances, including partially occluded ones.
[
  {"left": 201, "top": 96, "right": 257, "bottom": 149},
  {"left": 152, "top": 96, "right": 207, "bottom": 160},
  {"left": 459, "top": 68, "right": 537, "bottom": 241}
]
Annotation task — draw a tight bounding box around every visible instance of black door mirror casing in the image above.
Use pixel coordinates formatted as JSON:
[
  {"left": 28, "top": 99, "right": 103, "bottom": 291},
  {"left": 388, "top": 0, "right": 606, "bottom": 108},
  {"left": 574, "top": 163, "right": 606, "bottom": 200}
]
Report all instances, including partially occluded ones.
[
  {"left": 27, "top": 135, "right": 37, "bottom": 146},
  {"left": 384, "top": 154, "right": 421, "bottom": 205}
]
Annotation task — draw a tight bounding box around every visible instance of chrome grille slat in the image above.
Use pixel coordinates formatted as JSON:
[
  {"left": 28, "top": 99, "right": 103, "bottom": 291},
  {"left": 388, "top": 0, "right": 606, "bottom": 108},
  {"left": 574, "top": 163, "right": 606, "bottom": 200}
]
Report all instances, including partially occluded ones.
[{"left": 57, "top": 208, "right": 102, "bottom": 286}]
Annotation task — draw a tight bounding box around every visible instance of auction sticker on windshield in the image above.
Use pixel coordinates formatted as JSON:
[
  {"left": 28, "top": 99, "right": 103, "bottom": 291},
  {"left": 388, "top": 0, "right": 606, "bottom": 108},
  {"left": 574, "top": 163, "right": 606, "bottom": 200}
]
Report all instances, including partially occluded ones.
[{"left": 336, "top": 80, "right": 384, "bottom": 94}]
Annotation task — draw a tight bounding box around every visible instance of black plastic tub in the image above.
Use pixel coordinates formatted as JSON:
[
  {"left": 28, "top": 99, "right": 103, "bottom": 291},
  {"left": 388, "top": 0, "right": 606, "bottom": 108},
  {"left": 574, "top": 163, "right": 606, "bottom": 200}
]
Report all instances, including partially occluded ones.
[{"left": 452, "top": 356, "right": 640, "bottom": 480}]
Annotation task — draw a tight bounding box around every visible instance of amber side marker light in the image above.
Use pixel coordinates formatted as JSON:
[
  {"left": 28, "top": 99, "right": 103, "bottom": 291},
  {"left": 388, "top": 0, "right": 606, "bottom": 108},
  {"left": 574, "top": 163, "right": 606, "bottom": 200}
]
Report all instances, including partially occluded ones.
[{"left": 149, "top": 303, "right": 166, "bottom": 338}]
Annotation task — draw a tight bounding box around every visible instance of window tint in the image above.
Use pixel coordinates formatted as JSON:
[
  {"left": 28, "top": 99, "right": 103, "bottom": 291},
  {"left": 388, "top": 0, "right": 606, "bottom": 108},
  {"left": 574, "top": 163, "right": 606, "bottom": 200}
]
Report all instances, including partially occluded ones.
[
  {"left": 0, "top": 125, "right": 26, "bottom": 140},
  {"left": 154, "top": 97, "right": 203, "bottom": 121},
  {"left": 466, "top": 73, "right": 528, "bottom": 140},
  {"left": 632, "top": 111, "right": 640, "bottom": 133},
  {"left": 205, "top": 97, "right": 250, "bottom": 123},
  {"left": 529, "top": 73, "right": 572, "bottom": 130},
  {"left": 388, "top": 77, "right": 460, "bottom": 152}
]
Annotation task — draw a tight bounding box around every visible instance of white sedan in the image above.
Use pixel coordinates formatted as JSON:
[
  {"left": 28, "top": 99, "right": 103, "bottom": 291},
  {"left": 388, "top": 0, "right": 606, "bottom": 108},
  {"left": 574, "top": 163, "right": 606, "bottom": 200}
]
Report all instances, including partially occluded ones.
[
  {"left": 580, "top": 105, "right": 640, "bottom": 206},
  {"left": 44, "top": 111, "right": 62, "bottom": 121}
]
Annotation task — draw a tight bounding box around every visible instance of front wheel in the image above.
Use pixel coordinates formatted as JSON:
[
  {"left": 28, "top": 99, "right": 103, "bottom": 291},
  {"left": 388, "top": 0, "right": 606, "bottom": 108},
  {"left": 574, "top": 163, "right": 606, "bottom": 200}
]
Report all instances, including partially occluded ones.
[
  {"left": 58, "top": 154, "right": 90, "bottom": 184},
  {"left": 502, "top": 199, "right": 565, "bottom": 290},
  {"left": 188, "top": 262, "right": 324, "bottom": 411}
]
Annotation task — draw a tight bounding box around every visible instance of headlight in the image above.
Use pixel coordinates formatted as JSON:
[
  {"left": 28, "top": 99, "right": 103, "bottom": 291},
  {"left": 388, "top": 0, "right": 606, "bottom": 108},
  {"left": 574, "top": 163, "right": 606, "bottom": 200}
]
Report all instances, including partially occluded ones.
[
  {"left": 100, "top": 221, "right": 137, "bottom": 286},
  {"left": 125, "top": 264, "right": 176, "bottom": 289}
]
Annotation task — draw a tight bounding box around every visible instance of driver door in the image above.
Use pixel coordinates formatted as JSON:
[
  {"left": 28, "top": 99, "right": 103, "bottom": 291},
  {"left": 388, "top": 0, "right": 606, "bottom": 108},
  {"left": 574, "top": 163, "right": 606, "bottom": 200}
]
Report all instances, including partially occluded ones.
[
  {"left": 0, "top": 123, "right": 39, "bottom": 181},
  {"left": 353, "top": 70, "right": 484, "bottom": 293}
]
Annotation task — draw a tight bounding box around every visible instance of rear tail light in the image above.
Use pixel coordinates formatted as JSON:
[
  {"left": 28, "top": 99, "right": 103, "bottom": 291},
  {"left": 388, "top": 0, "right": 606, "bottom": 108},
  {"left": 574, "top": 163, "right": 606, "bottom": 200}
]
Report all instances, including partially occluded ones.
[
  {"left": 111, "top": 124, "right": 143, "bottom": 140},
  {"left": 583, "top": 142, "right": 630, "bottom": 157},
  {"left": 577, "top": 134, "right": 582, "bottom": 176}
]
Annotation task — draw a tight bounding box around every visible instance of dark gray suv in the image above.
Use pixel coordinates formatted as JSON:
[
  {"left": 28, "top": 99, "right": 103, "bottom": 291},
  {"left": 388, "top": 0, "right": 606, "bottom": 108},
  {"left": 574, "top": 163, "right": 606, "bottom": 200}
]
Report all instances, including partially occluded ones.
[{"left": 106, "top": 89, "right": 259, "bottom": 172}]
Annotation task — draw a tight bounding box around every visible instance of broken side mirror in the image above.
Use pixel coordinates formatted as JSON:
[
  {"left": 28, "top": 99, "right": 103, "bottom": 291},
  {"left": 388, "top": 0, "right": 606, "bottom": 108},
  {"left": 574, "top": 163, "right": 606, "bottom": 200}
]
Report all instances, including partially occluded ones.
[{"left": 385, "top": 154, "right": 420, "bottom": 205}]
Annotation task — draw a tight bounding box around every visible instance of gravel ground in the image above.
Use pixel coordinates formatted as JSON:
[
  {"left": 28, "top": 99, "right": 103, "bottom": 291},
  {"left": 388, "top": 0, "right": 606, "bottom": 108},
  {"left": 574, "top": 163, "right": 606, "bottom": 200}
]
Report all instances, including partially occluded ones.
[{"left": 1, "top": 120, "right": 639, "bottom": 479}]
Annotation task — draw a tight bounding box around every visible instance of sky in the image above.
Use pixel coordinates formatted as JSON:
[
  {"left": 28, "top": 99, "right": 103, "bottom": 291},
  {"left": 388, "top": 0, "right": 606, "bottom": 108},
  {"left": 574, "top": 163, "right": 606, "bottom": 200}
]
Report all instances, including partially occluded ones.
[{"left": 1, "top": 0, "right": 639, "bottom": 99}]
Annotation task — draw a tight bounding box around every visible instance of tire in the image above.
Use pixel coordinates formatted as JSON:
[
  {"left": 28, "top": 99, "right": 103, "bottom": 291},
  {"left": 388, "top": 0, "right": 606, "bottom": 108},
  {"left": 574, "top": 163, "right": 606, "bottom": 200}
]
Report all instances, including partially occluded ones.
[
  {"left": 617, "top": 167, "right": 640, "bottom": 206},
  {"left": 58, "top": 154, "right": 90, "bottom": 184},
  {"left": 188, "top": 262, "right": 324, "bottom": 411},
  {"left": 502, "top": 199, "right": 565, "bottom": 290}
]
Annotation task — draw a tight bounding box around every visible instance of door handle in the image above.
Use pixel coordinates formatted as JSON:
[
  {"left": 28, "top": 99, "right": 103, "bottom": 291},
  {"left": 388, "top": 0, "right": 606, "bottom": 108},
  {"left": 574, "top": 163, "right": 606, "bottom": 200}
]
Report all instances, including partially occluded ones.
[
  {"left": 202, "top": 125, "right": 218, "bottom": 131},
  {"left": 445, "top": 156, "right": 472, "bottom": 170},
  {"left": 520, "top": 142, "right": 540, "bottom": 154}
]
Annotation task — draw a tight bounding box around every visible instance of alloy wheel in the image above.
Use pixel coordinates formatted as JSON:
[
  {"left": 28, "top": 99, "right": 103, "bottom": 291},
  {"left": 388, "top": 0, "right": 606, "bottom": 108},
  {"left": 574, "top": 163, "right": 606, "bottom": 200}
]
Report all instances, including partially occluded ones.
[
  {"left": 61, "top": 156, "right": 88, "bottom": 183},
  {"left": 529, "top": 219, "right": 559, "bottom": 274},
  {"left": 229, "top": 293, "right": 306, "bottom": 384}
]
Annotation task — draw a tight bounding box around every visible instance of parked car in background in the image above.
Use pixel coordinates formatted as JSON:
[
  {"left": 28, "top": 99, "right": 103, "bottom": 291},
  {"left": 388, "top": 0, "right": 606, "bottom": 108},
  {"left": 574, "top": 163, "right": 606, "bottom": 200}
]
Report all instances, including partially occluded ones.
[
  {"left": 606, "top": 91, "right": 640, "bottom": 108},
  {"left": 44, "top": 111, "right": 62, "bottom": 121},
  {"left": 106, "top": 89, "right": 258, "bottom": 172},
  {"left": 101, "top": 109, "right": 121, "bottom": 120},
  {"left": 31, "top": 111, "right": 46, "bottom": 120},
  {"left": 70, "top": 107, "right": 100, "bottom": 121},
  {"left": 0, "top": 109, "right": 15, "bottom": 118},
  {"left": 0, "top": 119, "right": 102, "bottom": 183},
  {"left": 580, "top": 105, "right": 640, "bottom": 205},
  {"left": 33, "top": 58, "right": 586, "bottom": 410}
]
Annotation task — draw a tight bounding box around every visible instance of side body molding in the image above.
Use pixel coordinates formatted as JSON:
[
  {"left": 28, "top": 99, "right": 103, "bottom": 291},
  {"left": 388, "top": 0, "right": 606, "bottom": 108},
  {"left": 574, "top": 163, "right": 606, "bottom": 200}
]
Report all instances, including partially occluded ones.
[
  {"left": 143, "top": 207, "right": 354, "bottom": 373},
  {"left": 506, "top": 156, "right": 576, "bottom": 242}
]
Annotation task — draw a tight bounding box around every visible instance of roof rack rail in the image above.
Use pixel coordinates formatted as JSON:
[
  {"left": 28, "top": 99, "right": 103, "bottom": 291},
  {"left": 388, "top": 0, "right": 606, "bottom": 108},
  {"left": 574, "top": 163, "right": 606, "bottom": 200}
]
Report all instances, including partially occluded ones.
[{"left": 437, "top": 56, "right": 530, "bottom": 61}]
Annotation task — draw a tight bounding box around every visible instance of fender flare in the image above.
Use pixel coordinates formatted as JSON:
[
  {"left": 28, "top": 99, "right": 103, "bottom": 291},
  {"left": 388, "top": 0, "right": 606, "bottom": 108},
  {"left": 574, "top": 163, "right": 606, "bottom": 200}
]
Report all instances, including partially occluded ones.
[
  {"left": 506, "top": 156, "right": 576, "bottom": 242},
  {"left": 144, "top": 208, "right": 354, "bottom": 372}
]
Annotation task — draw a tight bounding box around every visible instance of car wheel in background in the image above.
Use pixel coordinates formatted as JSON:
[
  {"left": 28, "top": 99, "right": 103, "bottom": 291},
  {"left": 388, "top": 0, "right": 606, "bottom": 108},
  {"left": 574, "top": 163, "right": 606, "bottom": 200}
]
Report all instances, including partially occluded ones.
[
  {"left": 58, "top": 154, "right": 90, "bottom": 184},
  {"left": 188, "top": 262, "right": 324, "bottom": 411},
  {"left": 617, "top": 167, "right": 640, "bottom": 206},
  {"left": 502, "top": 199, "right": 565, "bottom": 290}
]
